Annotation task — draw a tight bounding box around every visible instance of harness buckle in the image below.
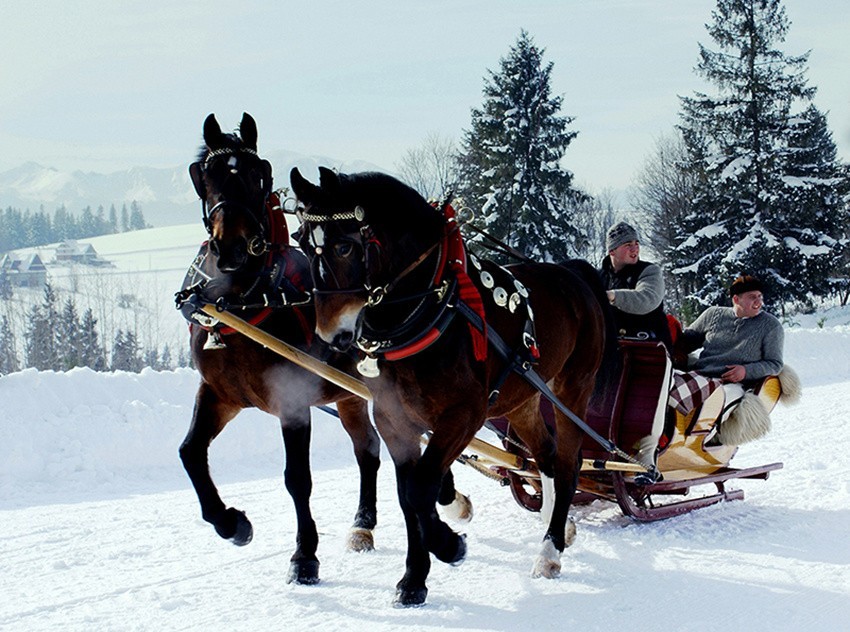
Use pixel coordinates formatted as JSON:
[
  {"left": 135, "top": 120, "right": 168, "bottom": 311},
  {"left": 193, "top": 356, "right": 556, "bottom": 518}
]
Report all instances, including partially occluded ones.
[
  {"left": 367, "top": 286, "right": 386, "bottom": 307},
  {"left": 247, "top": 236, "right": 269, "bottom": 257}
]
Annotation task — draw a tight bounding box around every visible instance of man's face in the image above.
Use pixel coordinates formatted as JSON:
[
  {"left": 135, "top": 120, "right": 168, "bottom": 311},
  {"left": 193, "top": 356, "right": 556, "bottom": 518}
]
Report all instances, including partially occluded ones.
[
  {"left": 609, "top": 240, "right": 640, "bottom": 271},
  {"left": 733, "top": 290, "right": 763, "bottom": 318}
]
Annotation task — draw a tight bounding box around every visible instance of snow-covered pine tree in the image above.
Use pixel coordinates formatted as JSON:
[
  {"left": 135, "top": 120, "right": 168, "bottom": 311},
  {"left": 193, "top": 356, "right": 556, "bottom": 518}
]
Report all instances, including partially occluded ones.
[
  {"left": 24, "top": 284, "right": 59, "bottom": 370},
  {"left": 779, "top": 105, "right": 849, "bottom": 305},
  {"left": 57, "top": 297, "right": 82, "bottom": 370},
  {"left": 456, "top": 30, "right": 584, "bottom": 262},
  {"left": 79, "top": 308, "right": 107, "bottom": 371},
  {"left": 0, "top": 316, "right": 19, "bottom": 374},
  {"left": 672, "top": 0, "right": 845, "bottom": 310}
]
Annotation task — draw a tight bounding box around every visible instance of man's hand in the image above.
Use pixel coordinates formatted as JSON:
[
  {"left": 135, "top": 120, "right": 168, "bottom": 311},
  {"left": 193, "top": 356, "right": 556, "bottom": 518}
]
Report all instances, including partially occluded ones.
[
  {"left": 722, "top": 364, "right": 746, "bottom": 383},
  {"left": 606, "top": 290, "right": 615, "bottom": 304}
]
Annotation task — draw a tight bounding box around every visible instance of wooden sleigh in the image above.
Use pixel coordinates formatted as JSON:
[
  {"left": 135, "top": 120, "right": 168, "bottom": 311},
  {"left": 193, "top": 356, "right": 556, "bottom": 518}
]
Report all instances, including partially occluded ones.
[
  {"left": 477, "top": 340, "right": 784, "bottom": 521},
  {"left": 198, "top": 304, "right": 783, "bottom": 523}
]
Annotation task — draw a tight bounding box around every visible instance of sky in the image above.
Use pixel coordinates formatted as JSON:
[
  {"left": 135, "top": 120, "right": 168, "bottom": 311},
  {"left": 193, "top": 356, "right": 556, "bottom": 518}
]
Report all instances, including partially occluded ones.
[{"left": 2, "top": 0, "right": 849, "bottom": 194}]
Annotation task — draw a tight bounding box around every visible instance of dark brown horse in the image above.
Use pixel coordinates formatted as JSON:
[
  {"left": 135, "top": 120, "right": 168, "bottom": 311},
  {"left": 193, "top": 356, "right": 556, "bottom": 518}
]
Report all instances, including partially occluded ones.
[
  {"left": 290, "top": 166, "right": 614, "bottom": 605},
  {"left": 177, "top": 114, "right": 382, "bottom": 585}
]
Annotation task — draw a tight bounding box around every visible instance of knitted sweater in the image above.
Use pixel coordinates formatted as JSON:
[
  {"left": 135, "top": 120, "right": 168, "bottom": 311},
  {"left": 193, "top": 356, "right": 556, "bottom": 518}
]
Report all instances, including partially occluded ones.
[
  {"left": 683, "top": 306, "right": 784, "bottom": 381},
  {"left": 599, "top": 258, "right": 671, "bottom": 348}
]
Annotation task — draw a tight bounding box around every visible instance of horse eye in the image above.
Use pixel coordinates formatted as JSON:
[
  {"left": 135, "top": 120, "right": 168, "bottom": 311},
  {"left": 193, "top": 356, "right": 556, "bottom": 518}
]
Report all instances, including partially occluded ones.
[
  {"left": 334, "top": 242, "right": 354, "bottom": 258},
  {"left": 209, "top": 240, "right": 220, "bottom": 256}
]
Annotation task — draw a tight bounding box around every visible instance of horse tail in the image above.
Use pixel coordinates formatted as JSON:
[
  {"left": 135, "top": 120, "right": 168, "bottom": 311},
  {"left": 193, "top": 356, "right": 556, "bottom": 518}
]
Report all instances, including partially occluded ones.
[{"left": 557, "top": 258, "right": 621, "bottom": 414}]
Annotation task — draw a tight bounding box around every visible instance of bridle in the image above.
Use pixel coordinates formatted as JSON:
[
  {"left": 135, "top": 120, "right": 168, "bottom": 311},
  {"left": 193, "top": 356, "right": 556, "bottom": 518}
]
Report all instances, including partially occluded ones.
[
  {"left": 298, "top": 205, "right": 445, "bottom": 309},
  {"left": 189, "top": 146, "right": 274, "bottom": 259}
]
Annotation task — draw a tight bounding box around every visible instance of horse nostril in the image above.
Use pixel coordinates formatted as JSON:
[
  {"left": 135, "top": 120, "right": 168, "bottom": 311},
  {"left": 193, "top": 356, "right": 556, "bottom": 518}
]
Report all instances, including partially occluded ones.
[{"left": 332, "top": 330, "right": 354, "bottom": 352}]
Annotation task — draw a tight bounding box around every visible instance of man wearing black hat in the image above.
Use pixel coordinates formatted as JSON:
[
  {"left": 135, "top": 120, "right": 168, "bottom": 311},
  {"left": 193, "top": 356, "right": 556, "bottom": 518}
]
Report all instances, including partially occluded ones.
[
  {"left": 599, "top": 221, "right": 672, "bottom": 350},
  {"left": 682, "top": 275, "right": 784, "bottom": 386}
]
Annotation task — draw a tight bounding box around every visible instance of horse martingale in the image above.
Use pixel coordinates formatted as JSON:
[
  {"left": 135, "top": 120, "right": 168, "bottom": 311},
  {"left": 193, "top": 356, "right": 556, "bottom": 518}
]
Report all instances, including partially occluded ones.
[{"left": 298, "top": 199, "right": 539, "bottom": 380}]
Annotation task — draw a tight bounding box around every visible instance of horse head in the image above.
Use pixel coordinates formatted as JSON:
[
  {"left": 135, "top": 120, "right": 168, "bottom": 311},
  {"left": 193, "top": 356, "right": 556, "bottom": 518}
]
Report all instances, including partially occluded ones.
[
  {"left": 190, "top": 112, "right": 273, "bottom": 273},
  {"left": 290, "top": 167, "right": 443, "bottom": 352}
]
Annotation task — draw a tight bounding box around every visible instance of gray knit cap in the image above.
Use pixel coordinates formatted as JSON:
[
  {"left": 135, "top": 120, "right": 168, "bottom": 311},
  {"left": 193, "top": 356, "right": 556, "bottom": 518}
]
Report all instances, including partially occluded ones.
[{"left": 606, "top": 221, "right": 639, "bottom": 252}]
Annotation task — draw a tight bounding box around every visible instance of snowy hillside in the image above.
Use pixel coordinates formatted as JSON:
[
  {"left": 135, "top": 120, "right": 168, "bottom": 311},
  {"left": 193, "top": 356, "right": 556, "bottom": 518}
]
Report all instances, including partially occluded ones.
[
  {"left": 0, "top": 313, "right": 848, "bottom": 630},
  {"left": 3, "top": 223, "right": 211, "bottom": 364}
]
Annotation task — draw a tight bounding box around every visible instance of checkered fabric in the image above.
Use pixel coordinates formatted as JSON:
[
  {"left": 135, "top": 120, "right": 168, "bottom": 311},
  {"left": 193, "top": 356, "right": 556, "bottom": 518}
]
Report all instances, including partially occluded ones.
[{"left": 668, "top": 369, "right": 723, "bottom": 414}]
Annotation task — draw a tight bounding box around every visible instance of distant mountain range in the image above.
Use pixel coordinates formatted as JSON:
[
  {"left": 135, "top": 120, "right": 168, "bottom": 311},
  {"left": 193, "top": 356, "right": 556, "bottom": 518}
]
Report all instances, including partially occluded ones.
[{"left": 0, "top": 152, "right": 390, "bottom": 228}]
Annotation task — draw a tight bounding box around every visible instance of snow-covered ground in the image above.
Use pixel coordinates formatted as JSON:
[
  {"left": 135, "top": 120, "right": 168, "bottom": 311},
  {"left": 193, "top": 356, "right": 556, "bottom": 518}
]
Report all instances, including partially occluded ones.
[{"left": 1, "top": 308, "right": 849, "bottom": 630}]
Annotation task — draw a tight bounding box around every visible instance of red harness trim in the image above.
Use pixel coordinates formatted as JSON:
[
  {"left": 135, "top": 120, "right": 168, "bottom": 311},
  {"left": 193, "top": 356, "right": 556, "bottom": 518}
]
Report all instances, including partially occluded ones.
[
  {"left": 218, "top": 307, "right": 273, "bottom": 335},
  {"left": 385, "top": 327, "right": 441, "bottom": 361}
]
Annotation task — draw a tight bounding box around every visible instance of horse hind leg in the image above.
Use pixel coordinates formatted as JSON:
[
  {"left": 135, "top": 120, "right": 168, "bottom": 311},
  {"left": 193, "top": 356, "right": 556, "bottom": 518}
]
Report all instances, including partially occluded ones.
[
  {"left": 179, "top": 383, "right": 253, "bottom": 546},
  {"left": 336, "top": 396, "right": 381, "bottom": 552},
  {"left": 508, "top": 395, "right": 581, "bottom": 579}
]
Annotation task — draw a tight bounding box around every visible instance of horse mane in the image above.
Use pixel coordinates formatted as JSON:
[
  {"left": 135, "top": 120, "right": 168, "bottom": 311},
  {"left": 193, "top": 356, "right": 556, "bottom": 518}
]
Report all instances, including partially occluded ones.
[{"left": 341, "top": 171, "right": 442, "bottom": 231}]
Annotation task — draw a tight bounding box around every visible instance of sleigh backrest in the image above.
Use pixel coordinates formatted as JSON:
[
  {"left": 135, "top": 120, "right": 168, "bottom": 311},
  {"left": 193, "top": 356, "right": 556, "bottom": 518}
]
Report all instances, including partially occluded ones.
[{"left": 581, "top": 341, "right": 671, "bottom": 461}]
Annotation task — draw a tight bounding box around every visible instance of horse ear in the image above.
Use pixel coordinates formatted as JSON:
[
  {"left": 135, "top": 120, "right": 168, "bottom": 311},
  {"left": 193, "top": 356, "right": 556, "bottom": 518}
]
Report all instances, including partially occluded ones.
[
  {"left": 290, "top": 167, "right": 320, "bottom": 203},
  {"left": 240, "top": 112, "right": 258, "bottom": 150},
  {"left": 318, "top": 166, "right": 341, "bottom": 194},
  {"left": 203, "top": 113, "right": 224, "bottom": 149}
]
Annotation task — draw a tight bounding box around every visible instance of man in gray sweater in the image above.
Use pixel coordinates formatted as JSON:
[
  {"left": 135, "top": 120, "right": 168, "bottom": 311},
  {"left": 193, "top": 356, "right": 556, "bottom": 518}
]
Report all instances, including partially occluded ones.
[{"left": 683, "top": 275, "right": 784, "bottom": 387}]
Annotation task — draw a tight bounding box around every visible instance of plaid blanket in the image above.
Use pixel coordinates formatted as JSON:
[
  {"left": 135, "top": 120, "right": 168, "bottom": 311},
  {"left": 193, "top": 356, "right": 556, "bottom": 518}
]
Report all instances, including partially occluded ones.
[{"left": 668, "top": 369, "right": 723, "bottom": 414}]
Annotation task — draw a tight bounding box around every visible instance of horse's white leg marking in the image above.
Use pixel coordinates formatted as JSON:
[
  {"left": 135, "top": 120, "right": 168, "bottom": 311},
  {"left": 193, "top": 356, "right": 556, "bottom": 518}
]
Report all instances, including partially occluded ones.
[
  {"left": 531, "top": 538, "right": 562, "bottom": 579},
  {"left": 439, "top": 490, "right": 474, "bottom": 524},
  {"left": 540, "top": 473, "right": 555, "bottom": 525}
]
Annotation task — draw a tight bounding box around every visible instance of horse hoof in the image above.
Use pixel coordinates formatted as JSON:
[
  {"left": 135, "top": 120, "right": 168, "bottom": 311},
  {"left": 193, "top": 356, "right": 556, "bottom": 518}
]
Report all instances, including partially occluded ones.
[
  {"left": 347, "top": 527, "right": 375, "bottom": 552},
  {"left": 215, "top": 508, "right": 253, "bottom": 546},
  {"left": 450, "top": 533, "right": 467, "bottom": 566},
  {"left": 287, "top": 559, "right": 320, "bottom": 585},
  {"left": 531, "top": 539, "right": 561, "bottom": 579},
  {"left": 393, "top": 586, "right": 427, "bottom": 608},
  {"left": 440, "top": 491, "right": 474, "bottom": 524},
  {"left": 435, "top": 533, "right": 467, "bottom": 566}
]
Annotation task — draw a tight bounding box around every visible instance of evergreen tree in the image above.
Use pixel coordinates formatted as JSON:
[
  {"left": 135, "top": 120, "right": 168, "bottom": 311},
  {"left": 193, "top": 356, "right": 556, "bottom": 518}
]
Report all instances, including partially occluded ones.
[
  {"left": 120, "top": 204, "right": 130, "bottom": 232},
  {"left": 79, "top": 308, "right": 107, "bottom": 370},
  {"left": 112, "top": 329, "right": 142, "bottom": 372},
  {"left": 129, "top": 202, "right": 147, "bottom": 231},
  {"left": 0, "top": 270, "right": 12, "bottom": 301},
  {"left": 160, "top": 344, "right": 173, "bottom": 370},
  {"left": 56, "top": 298, "right": 82, "bottom": 370},
  {"left": 24, "top": 284, "right": 60, "bottom": 370},
  {"left": 108, "top": 205, "right": 119, "bottom": 234},
  {"left": 672, "top": 0, "right": 845, "bottom": 309},
  {"left": 0, "top": 316, "right": 19, "bottom": 374},
  {"left": 456, "top": 30, "right": 585, "bottom": 262},
  {"left": 79, "top": 205, "right": 97, "bottom": 238}
]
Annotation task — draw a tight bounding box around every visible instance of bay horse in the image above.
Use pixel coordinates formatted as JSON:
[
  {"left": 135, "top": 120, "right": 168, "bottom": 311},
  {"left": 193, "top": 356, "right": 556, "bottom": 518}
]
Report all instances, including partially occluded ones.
[
  {"left": 177, "top": 113, "right": 382, "bottom": 585},
  {"left": 290, "top": 166, "right": 615, "bottom": 605}
]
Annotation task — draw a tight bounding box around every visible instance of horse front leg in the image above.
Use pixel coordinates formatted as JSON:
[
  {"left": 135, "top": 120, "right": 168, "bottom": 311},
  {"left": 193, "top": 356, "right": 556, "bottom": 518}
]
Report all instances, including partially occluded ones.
[
  {"left": 335, "top": 396, "right": 381, "bottom": 552},
  {"left": 179, "top": 383, "right": 253, "bottom": 545},
  {"left": 408, "top": 444, "right": 468, "bottom": 566},
  {"left": 280, "top": 415, "right": 320, "bottom": 585},
  {"left": 393, "top": 459, "right": 432, "bottom": 607}
]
